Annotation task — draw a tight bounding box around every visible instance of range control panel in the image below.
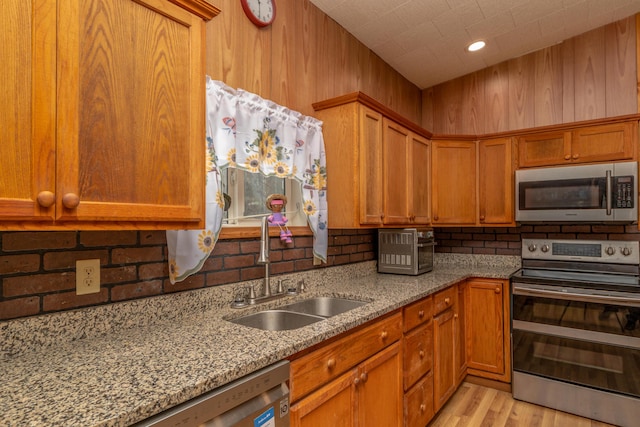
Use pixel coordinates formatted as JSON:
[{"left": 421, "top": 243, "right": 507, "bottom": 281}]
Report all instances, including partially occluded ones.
[{"left": 522, "top": 238, "right": 640, "bottom": 265}]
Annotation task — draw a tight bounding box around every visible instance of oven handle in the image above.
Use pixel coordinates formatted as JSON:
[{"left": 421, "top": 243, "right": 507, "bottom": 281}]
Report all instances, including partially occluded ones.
[
  {"left": 606, "top": 169, "right": 613, "bottom": 215},
  {"left": 513, "top": 284, "right": 640, "bottom": 307}
]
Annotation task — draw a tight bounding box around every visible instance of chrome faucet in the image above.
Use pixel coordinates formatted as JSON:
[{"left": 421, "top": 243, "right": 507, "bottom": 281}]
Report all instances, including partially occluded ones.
[{"left": 257, "top": 215, "right": 271, "bottom": 297}]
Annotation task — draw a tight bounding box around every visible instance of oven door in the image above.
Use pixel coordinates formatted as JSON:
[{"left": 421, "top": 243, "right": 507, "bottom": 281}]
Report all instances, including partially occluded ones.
[{"left": 512, "top": 282, "right": 640, "bottom": 398}]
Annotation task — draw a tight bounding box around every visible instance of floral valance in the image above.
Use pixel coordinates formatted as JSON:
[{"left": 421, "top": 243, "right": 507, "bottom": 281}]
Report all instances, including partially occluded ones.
[{"left": 166, "top": 78, "right": 328, "bottom": 284}]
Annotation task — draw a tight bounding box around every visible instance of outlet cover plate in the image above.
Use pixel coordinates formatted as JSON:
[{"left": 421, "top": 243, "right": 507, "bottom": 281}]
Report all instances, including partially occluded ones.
[{"left": 76, "top": 259, "right": 100, "bottom": 295}]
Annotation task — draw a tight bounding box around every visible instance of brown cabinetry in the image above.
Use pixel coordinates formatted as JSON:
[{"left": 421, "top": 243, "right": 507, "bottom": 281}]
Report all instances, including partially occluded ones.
[
  {"left": 465, "top": 278, "right": 511, "bottom": 383},
  {"left": 432, "top": 285, "right": 460, "bottom": 412},
  {"left": 478, "top": 138, "right": 515, "bottom": 225},
  {"left": 431, "top": 140, "right": 476, "bottom": 225},
  {"left": 517, "top": 121, "right": 637, "bottom": 168},
  {"left": 313, "top": 93, "right": 432, "bottom": 228},
  {"left": 290, "top": 313, "right": 403, "bottom": 426},
  {"left": 0, "top": 0, "right": 217, "bottom": 229},
  {"left": 403, "top": 297, "right": 434, "bottom": 427}
]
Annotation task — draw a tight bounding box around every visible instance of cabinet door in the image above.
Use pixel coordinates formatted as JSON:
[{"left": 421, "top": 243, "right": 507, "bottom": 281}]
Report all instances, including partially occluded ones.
[
  {"left": 411, "top": 133, "right": 431, "bottom": 224},
  {"left": 517, "top": 131, "right": 570, "bottom": 167},
  {"left": 433, "top": 308, "right": 456, "bottom": 412},
  {"left": 431, "top": 141, "right": 476, "bottom": 225},
  {"left": 383, "top": 120, "right": 411, "bottom": 224},
  {"left": 403, "top": 321, "right": 433, "bottom": 390},
  {"left": 478, "top": 138, "right": 514, "bottom": 225},
  {"left": 404, "top": 371, "right": 434, "bottom": 427},
  {"left": 290, "top": 369, "right": 356, "bottom": 427},
  {"left": 571, "top": 122, "right": 636, "bottom": 164},
  {"left": 56, "top": 0, "right": 204, "bottom": 225},
  {"left": 359, "top": 106, "right": 384, "bottom": 225},
  {"left": 358, "top": 342, "right": 403, "bottom": 427},
  {"left": 0, "top": 0, "right": 56, "bottom": 222},
  {"left": 466, "top": 279, "right": 510, "bottom": 381}
]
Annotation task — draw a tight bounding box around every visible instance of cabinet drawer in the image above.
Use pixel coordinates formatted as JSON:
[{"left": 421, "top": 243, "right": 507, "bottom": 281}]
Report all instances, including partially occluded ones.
[
  {"left": 403, "top": 296, "right": 433, "bottom": 332},
  {"left": 433, "top": 286, "right": 456, "bottom": 316},
  {"left": 403, "top": 321, "right": 433, "bottom": 390},
  {"left": 404, "top": 371, "right": 434, "bottom": 427},
  {"left": 290, "top": 311, "right": 402, "bottom": 402}
]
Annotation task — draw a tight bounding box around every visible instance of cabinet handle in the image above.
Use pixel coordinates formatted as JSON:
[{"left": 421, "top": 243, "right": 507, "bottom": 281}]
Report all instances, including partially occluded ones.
[
  {"left": 454, "top": 313, "right": 459, "bottom": 319},
  {"left": 354, "top": 377, "right": 360, "bottom": 386},
  {"left": 495, "top": 287, "right": 501, "bottom": 294},
  {"left": 418, "top": 310, "right": 424, "bottom": 318},
  {"left": 62, "top": 193, "right": 80, "bottom": 209},
  {"left": 434, "top": 215, "right": 439, "bottom": 221},
  {"left": 564, "top": 154, "right": 571, "bottom": 160},
  {"left": 444, "top": 297, "right": 450, "bottom": 305},
  {"left": 360, "top": 372, "right": 368, "bottom": 383},
  {"left": 572, "top": 153, "right": 579, "bottom": 159},
  {"left": 380, "top": 331, "right": 388, "bottom": 340},
  {"left": 327, "top": 358, "right": 336, "bottom": 369},
  {"left": 420, "top": 404, "right": 426, "bottom": 412},
  {"left": 419, "top": 350, "right": 425, "bottom": 358},
  {"left": 36, "top": 191, "right": 55, "bottom": 208},
  {"left": 479, "top": 215, "right": 485, "bottom": 222}
]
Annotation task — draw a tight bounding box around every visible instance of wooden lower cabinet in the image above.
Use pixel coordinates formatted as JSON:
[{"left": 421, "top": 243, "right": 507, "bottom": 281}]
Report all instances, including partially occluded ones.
[
  {"left": 433, "top": 306, "right": 456, "bottom": 412},
  {"left": 465, "top": 278, "right": 511, "bottom": 382},
  {"left": 290, "top": 342, "right": 402, "bottom": 427},
  {"left": 404, "top": 371, "right": 434, "bottom": 427}
]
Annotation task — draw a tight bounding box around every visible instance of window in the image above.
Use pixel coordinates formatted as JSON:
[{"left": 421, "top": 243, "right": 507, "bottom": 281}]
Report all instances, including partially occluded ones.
[{"left": 222, "top": 168, "right": 306, "bottom": 227}]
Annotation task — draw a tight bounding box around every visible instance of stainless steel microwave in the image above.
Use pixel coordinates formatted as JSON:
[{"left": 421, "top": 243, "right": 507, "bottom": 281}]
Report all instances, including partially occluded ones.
[
  {"left": 378, "top": 228, "right": 434, "bottom": 275},
  {"left": 515, "top": 161, "right": 637, "bottom": 223}
]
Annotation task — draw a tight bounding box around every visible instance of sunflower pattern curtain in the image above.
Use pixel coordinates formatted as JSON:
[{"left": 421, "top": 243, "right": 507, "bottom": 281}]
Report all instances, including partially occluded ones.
[{"left": 166, "top": 78, "right": 328, "bottom": 284}]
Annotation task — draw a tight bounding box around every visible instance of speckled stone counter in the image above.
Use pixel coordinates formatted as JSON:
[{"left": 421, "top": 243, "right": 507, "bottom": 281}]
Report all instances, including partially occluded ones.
[{"left": 0, "top": 255, "right": 519, "bottom": 427}]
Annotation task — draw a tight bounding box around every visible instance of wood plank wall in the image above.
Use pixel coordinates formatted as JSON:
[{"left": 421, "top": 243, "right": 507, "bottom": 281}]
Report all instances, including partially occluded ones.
[
  {"left": 423, "top": 16, "right": 638, "bottom": 135},
  {"left": 204, "top": 0, "right": 422, "bottom": 123}
]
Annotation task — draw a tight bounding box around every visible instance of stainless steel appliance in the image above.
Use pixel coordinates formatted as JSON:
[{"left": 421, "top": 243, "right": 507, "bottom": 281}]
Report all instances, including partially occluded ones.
[
  {"left": 378, "top": 228, "right": 434, "bottom": 275},
  {"left": 510, "top": 238, "right": 640, "bottom": 427},
  {"left": 134, "top": 361, "right": 290, "bottom": 427},
  {"left": 515, "top": 161, "right": 637, "bottom": 222}
]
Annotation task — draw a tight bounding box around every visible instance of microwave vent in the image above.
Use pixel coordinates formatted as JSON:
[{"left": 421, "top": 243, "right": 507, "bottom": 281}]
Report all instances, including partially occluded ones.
[{"left": 379, "top": 230, "right": 415, "bottom": 268}]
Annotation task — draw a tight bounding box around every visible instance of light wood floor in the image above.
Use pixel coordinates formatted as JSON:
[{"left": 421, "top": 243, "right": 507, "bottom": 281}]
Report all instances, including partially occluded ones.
[{"left": 428, "top": 382, "right": 616, "bottom": 427}]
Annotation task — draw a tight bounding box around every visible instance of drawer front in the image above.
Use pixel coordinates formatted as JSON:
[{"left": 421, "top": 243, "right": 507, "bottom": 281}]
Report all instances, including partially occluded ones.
[
  {"left": 290, "top": 311, "right": 402, "bottom": 402},
  {"left": 403, "top": 296, "right": 433, "bottom": 332},
  {"left": 433, "top": 285, "right": 456, "bottom": 316},
  {"left": 404, "top": 371, "right": 434, "bottom": 427},
  {"left": 403, "top": 321, "right": 433, "bottom": 390}
]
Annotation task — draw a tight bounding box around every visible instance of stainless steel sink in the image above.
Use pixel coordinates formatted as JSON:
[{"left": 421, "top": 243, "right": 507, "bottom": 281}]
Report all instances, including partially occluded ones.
[
  {"left": 229, "top": 310, "right": 325, "bottom": 331},
  {"left": 279, "top": 297, "right": 367, "bottom": 318},
  {"left": 229, "top": 297, "right": 368, "bottom": 331}
]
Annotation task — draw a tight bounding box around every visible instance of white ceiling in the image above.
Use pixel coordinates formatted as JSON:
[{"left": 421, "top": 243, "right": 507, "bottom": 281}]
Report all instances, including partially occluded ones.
[{"left": 309, "top": 0, "right": 640, "bottom": 89}]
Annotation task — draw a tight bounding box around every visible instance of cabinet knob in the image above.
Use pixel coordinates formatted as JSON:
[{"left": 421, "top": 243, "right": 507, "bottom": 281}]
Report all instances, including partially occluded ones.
[
  {"left": 495, "top": 287, "right": 501, "bottom": 294},
  {"left": 564, "top": 154, "right": 571, "bottom": 160},
  {"left": 419, "top": 350, "right": 425, "bottom": 358},
  {"left": 454, "top": 313, "right": 459, "bottom": 319},
  {"left": 418, "top": 310, "right": 424, "bottom": 318},
  {"left": 380, "top": 331, "right": 388, "bottom": 340},
  {"left": 62, "top": 193, "right": 80, "bottom": 209},
  {"left": 434, "top": 215, "right": 439, "bottom": 221},
  {"left": 444, "top": 297, "right": 450, "bottom": 305},
  {"left": 572, "top": 153, "right": 579, "bottom": 159},
  {"left": 327, "top": 358, "right": 336, "bottom": 369},
  {"left": 36, "top": 191, "right": 55, "bottom": 208},
  {"left": 360, "top": 372, "right": 368, "bottom": 383},
  {"left": 420, "top": 404, "right": 426, "bottom": 412},
  {"left": 354, "top": 377, "right": 360, "bottom": 386},
  {"left": 479, "top": 215, "right": 485, "bottom": 222}
]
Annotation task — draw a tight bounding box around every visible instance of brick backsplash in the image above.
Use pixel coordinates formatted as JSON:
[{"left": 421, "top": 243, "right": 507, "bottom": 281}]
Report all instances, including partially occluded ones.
[
  {"left": 0, "top": 229, "right": 376, "bottom": 321},
  {"left": 2, "top": 224, "right": 639, "bottom": 321}
]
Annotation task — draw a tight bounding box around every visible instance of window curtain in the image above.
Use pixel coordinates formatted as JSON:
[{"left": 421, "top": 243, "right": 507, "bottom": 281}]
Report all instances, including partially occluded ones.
[{"left": 166, "top": 78, "right": 328, "bottom": 284}]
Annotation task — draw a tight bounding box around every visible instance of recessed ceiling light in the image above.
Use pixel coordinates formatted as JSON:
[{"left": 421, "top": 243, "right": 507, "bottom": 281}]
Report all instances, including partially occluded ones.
[{"left": 467, "top": 40, "right": 486, "bottom": 52}]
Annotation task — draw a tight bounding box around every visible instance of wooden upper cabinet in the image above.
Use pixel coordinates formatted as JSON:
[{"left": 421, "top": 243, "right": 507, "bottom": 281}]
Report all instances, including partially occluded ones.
[
  {"left": 478, "top": 138, "right": 514, "bottom": 225},
  {"left": 0, "top": 0, "right": 219, "bottom": 229},
  {"left": 431, "top": 140, "right": 476, "bottom": 225},
  {"left": 517, "top": 121, "right": 637, "bottom": 168},
  {"left": 0, "top": 0, "right": 56, "bottom": 222},
  {"left": 313, "top": 93, "right": 432, "bottom": 229},
  {"left": 359, "top": 107, "right": 385, "bottom": 225},
  {"left": 383, "top": 119, "right": 411, "bottom": 224}
]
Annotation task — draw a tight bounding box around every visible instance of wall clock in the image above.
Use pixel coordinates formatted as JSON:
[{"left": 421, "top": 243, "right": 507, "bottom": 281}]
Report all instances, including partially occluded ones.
[{"left": 241, "top": 0, "right": 276, "bottom": 28}]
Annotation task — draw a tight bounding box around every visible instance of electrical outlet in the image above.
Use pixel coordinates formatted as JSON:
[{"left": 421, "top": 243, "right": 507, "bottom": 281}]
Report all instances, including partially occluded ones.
[{"left": 76, "top": 259, "right": 100, "bottom": 295}]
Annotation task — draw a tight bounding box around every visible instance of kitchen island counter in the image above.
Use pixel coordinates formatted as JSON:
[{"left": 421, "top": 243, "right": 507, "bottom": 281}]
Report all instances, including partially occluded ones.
[{"left": 0, "top": 256, "right": 518, "bottom": 427}]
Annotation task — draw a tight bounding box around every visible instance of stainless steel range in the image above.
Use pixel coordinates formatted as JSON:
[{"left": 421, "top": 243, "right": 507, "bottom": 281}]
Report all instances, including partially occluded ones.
[{"left": 510, "top": 238, "right": 640, "bottom": 427}]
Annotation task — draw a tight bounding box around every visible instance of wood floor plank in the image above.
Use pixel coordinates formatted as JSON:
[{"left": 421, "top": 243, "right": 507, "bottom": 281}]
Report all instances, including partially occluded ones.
[{"left": 428, "top": 382, "right": 617, "bottom": 427}]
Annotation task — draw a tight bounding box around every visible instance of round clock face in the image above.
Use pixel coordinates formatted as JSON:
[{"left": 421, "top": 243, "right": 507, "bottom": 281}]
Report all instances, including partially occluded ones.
[{"left": 241, "top": 0, "right": 276, "bottom": 27}]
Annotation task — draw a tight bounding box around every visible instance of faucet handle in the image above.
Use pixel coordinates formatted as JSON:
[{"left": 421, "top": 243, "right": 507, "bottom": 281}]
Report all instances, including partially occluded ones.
[
  {"left": 249, "top": 285, "right": 257, "bottom": 300},
  {"left": 298, "top": 279, "right": 307, "bottom": 293},
  {"left": 277, "top": 279, "right": 286, "bottom": 294}
]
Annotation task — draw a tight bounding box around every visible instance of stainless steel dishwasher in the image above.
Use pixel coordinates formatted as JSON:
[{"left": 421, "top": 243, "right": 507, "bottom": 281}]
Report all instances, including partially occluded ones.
[{"left": 134, "top": 361, "right": 290, "bottom": 427}]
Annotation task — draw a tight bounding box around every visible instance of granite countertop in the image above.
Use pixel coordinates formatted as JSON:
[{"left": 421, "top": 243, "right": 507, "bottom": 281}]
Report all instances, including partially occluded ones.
[{"left": 0, "top": 257, "right": 519, "bottom": 427}]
